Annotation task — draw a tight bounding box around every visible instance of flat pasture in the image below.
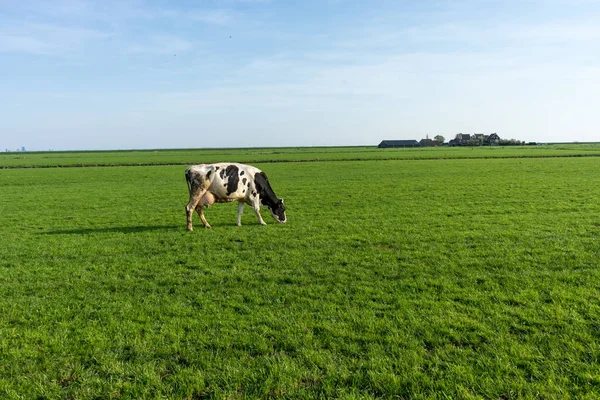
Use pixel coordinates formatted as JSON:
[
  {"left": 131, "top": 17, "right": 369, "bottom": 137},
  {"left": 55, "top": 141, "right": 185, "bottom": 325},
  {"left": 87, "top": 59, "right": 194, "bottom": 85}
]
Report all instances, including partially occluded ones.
[
  {"left": 2, "top": 143, "right": 600, "bottom": 168},
  {"left": 1, "top": 148, "right": 600, "bottom": 398}
]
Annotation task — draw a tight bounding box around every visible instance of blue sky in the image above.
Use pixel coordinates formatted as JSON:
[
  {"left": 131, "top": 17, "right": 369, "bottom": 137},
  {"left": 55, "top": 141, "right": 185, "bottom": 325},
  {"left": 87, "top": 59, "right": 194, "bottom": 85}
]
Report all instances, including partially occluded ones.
[{"left": 1, "top": 0, "right": 599, "bottom": 151}]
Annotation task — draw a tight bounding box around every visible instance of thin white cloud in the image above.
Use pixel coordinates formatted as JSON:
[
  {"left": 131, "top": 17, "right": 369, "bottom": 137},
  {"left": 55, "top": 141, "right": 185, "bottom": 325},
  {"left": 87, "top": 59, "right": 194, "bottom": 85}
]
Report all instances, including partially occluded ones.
[
  {"left": 513, "top": 21, "right": 600, "bottom": 42},
  {"left": 126, "top": 35, "right": 194, "bottom": 55},
  {"left": 188, "top": 9, "right": 236, "bottom": 25},
  {"left": 0, "top": 21, "right": 112, "bottom": 55},
  {"left": 217, "top": 0, "right": 271, "bottom": 3},
  {"left": 0, "top": 1, "right": 238, "bottom": 57},
  {"left": 0, "top": 34, "right": 48, "bottom": 54}
]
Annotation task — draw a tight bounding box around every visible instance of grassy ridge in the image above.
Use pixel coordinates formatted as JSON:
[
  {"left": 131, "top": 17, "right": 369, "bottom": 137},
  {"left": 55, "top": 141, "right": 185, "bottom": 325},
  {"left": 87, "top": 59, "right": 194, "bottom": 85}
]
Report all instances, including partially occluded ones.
[
  {"left": 1, "top": 144, "right": 600, "bottom": 168},
  {"left": 1, "top": 153, "right": 600, "bottom": 398}
]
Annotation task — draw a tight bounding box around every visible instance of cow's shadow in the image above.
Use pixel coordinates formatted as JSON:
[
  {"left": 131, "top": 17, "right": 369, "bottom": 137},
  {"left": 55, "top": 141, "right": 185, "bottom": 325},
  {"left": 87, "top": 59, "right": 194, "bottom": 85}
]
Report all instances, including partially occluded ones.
[{"left": 40, "top": 225, "right": 182, "bottom": 235}]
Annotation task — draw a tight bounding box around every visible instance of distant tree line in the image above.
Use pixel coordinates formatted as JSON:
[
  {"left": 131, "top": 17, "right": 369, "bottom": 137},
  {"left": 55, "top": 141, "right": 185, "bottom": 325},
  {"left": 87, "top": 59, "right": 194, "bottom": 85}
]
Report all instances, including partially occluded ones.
[
  {"left": 380, "top": 133, "right": 533, "bottom": 149},
  {"left": 446, "top": 133, "right": 530, "bottom": 146}
]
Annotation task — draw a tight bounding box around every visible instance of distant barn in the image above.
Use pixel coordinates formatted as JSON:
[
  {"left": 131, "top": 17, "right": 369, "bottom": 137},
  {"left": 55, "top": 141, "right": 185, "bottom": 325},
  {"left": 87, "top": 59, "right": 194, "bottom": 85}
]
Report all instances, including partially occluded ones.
[{"left": 378, "top": 140, "right": 420, "bottom": 148}]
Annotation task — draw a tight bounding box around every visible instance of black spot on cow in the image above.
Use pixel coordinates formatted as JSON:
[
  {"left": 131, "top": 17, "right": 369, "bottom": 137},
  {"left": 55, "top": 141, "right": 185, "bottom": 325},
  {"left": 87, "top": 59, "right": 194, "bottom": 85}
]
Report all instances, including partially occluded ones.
[
  {"left": 240, "top": 171, "right": 245, "bottom": 176},
  {"left": 215, "top": 166, "right": 220, "bottom": 170},
  {"left": 254, "top": 172, "right": 271, "bottom": 201},
  {"left": 242, "top": 177, "right": 247, "bottom": 185},
  {"left": 219, "top": 169, "right": 226, "bottom": 179},
  {"left": 207, "top": 170, "right": 212, "bottom": 179},
  {"left": 252, "top": 192, "right": 257, "bottom": 197},
  {"left": 225, "top": 164, "right": 240, "bottom": 195}
]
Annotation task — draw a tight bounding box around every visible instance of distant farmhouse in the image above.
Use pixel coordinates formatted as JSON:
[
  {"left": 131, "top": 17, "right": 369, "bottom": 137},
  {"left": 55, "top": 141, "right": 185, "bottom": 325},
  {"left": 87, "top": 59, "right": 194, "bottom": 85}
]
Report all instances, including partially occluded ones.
[
  {"left": 379, "top": 133, "right": 504, "bottom": 148},
  {"left": 419, "top": 138, "right": 439, "bottom": 147},
  {"left": 378, "top": 138, "right": 442, "bottom": 148},
  {"left": 378, "top": 140, "right": 421, "bottom": 148}
]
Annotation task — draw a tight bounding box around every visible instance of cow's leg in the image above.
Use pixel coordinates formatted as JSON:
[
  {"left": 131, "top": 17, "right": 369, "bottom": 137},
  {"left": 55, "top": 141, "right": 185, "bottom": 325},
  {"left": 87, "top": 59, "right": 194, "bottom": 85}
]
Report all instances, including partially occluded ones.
[
  {"left": 252, "top": 201, "right": 267, "bottom": 226},
  {"left": 195, "top": 192, "right": 216, "bottom": 228},
  {"left": 236, "top": 201, "right": 245, "bottom": 226},
  {"left": 196, "top": 205, "right": 211, "bottom": 229},
  {"left": 185, "top": 188, "right": 206, "bottom": 231}
]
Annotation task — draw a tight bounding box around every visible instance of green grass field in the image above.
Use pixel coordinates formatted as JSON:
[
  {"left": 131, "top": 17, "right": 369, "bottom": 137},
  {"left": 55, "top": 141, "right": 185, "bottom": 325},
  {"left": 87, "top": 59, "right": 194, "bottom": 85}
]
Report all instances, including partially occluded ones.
[
  {"left": 1, "top": 143, "right": 600, "bottom": 168},
  {"left": 1, "top": 146, "right": 600, "bottom": 398}
]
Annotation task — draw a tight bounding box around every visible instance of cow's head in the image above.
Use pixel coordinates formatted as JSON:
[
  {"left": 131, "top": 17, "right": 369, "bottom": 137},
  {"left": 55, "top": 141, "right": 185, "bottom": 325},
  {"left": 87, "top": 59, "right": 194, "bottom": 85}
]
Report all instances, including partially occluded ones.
[{"left": 267, "top": 198, "right": 287, "bottom": 223}]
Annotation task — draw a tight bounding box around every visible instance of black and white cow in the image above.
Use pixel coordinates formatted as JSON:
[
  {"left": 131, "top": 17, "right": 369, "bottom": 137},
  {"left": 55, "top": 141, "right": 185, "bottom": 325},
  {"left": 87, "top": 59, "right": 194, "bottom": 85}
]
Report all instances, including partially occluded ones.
[{"left": 185, "top": 163, "right": 287, "bottom": 230}]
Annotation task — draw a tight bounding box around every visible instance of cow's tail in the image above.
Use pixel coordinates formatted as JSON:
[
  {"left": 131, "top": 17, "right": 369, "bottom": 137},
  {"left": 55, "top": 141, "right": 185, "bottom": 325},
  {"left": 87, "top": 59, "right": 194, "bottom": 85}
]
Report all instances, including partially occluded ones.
[{"left": 185, "top": 168, "right": 193, "bottom": 193}]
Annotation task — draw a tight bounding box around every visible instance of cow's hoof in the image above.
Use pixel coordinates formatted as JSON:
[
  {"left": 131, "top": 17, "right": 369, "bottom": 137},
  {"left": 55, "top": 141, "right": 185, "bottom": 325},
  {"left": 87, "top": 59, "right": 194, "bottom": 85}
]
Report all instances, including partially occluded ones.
[{"left": 187, "top": 227, "right": 193, "bottom": 232}]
